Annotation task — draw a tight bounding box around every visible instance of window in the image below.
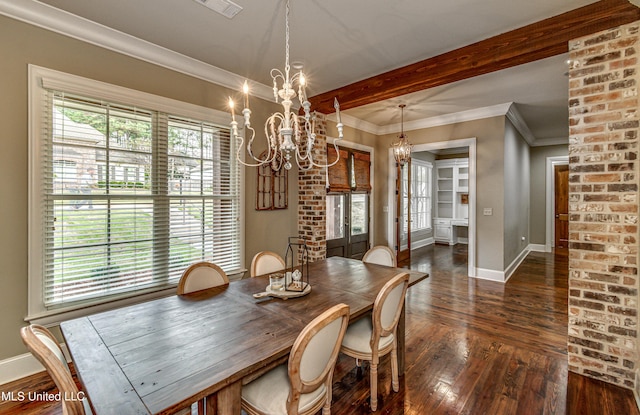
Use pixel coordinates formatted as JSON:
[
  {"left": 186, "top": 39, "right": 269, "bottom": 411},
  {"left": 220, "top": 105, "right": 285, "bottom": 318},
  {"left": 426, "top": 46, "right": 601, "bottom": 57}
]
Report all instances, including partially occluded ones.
[
  {"left": 256, "top": 152, "right": 288, "bottom": 210},
  {"left": 404, "top": 160, "right": 432, "bottom": 232},
  {"left": 28, "top": 66, "right": 242, "bottom": 321}
]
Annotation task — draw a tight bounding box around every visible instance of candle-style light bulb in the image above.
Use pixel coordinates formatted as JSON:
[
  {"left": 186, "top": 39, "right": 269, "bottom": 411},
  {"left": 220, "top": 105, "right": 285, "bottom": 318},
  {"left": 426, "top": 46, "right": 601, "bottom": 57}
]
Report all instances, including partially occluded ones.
[
  {"left": 228, "top": 97, "right": 236, "bottom": 121},
  {"left": 334, "top": 98, "right": 341, "bottom": 124},
  {"left": 298, "top": 72, "right": 307, "bottom": 103},
  {"left": 242, "top": 80, "right": 250, "bottom": 109}
]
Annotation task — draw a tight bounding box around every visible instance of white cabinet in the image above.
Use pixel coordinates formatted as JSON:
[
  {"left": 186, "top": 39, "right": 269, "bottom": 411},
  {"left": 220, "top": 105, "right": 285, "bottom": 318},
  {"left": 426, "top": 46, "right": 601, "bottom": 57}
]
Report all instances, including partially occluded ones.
[
  {"left": 434, "top": 219, "right": 452, "bottom": 244},
  {"left": 434, "top": 158, "right": 469, "bottom": 245}
]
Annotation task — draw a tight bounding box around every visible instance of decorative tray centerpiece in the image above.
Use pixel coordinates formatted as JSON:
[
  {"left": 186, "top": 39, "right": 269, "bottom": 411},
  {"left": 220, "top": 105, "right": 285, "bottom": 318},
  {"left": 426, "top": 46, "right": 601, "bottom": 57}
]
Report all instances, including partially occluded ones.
[{"left": 253, "top": 236, "right": 312, "bottom": 299}]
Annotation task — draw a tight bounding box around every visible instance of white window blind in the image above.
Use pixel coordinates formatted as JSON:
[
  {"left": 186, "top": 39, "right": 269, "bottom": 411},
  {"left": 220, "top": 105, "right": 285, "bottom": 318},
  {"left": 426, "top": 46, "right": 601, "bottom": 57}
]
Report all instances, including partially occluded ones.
[{"left": 31, "top": 68, "right": 241, "bottom": 315}]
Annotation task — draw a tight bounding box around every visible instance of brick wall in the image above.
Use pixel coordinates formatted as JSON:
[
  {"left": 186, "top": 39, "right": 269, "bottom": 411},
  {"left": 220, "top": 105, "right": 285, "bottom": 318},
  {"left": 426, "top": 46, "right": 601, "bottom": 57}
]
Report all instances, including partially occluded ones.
[
  {"left": 568, "top": 21, "right": 640, "bottom": 390},
  {"left": 297, "top": 115, "right": 328, "bottom": 261}
]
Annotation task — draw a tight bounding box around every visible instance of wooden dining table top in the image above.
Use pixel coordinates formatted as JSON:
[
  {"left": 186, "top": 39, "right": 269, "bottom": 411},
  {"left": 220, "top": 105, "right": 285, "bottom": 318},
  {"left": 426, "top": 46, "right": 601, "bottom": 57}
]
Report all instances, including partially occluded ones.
[{"left": 60, "top": 256, "right": 428, "bottom": 415}]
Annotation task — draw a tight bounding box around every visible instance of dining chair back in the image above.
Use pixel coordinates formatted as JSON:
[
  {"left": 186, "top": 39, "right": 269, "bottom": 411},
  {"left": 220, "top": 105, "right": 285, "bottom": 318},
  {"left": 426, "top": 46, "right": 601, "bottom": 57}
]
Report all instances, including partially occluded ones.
[
  {"left": 242, "top": 303, "right": 350, "bottom": 415},
  {"left": 250, "top": 250, "right": 286, "bottom": 277},
  {"left": 20, "top": 324, "right": 93, "bottom": 415},
  {"left": 176, "top": 261, "right": 229, "bottom": 414},
  {"left": 340, "top": 272, "right": 409, "bottom": 411},
  {"left": 362, "top": 245, "right": 397, "bottom": 267},
  {"left": 177, "top": 261, "right": 229, "bottom": 295}
]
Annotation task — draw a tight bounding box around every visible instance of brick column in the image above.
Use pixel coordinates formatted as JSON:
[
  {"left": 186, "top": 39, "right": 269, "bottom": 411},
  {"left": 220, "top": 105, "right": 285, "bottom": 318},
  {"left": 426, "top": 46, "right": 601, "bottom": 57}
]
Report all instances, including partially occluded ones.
[
  {"left": 568, "top": 22, "right": 640, "bottom": 390},
  {"left": 298, "top": 115, "right": 327, "bottom": 261}
]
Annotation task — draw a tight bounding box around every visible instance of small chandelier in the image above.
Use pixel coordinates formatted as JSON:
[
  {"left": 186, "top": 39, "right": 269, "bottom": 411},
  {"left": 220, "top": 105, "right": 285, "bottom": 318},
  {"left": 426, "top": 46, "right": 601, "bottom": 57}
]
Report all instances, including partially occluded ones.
[
  {"left": 229, "top": 0, "right": 343, "bottom": 171},
  {"left": 392, "top": 104, "right": 412, "bottom": 166}
]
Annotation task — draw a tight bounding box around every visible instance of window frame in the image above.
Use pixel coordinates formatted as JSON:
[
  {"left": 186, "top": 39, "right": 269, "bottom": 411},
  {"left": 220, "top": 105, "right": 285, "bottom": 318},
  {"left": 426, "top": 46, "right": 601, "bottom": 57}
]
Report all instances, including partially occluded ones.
[
  {"left": 27, "top": 65, "right": 244, "bottom": 324},
  {"left": 407, "top": 159, "right": 433, "bottom": 232}
]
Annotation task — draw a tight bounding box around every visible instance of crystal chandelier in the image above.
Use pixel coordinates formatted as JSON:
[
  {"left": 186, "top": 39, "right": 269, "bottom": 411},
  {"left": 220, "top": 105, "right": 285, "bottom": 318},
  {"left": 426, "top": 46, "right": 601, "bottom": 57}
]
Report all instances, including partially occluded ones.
[
  {"left": 229, "top": 0, "right": 343, "bottom": 171},
  {"left": 392, "top": 104, "right": 412, "bottom": 166}
]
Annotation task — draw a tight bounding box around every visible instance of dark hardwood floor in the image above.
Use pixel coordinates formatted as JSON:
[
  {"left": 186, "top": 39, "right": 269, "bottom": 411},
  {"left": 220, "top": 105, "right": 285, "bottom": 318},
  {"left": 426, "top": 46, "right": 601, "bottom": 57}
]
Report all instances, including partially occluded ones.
[
  {"left": 1, "top": 244, "right": 638, "bottom": 414},
  {"left": 330, "top": 244, "right": 639, "bottom": 415}
]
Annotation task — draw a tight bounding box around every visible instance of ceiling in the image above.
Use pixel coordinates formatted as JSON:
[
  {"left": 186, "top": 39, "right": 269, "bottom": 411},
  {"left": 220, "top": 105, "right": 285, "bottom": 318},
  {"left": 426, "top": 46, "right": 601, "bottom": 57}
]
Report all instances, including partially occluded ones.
[{"left": 25, "top": 0, "right": 610, "bottom": 143}]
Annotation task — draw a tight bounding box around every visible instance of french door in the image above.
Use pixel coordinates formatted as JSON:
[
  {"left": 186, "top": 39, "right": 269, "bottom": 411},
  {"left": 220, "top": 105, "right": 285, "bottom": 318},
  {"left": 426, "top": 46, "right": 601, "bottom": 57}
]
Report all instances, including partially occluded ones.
[
  {"left": 396, "top": 160, "right": 411, "bottom": 267},
  {"left": 326, "top": 193, "right": 370, "bottom": 259}
]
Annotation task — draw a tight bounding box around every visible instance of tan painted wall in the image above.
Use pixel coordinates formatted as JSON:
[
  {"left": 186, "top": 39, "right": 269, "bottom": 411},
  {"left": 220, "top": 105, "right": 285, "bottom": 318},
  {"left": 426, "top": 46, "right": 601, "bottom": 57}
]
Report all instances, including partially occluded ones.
[
  {"left": 375, "top": 117, "right": 507, "bottom": 272},
  {"left": 503, "top": 119, "right": 531, "bottom": 266},
  {"left": 0, "top": 15, "right": 296, "bottom": 360},
  {"left": 529, "top": 145, "right": 569, "bottom": 246}
]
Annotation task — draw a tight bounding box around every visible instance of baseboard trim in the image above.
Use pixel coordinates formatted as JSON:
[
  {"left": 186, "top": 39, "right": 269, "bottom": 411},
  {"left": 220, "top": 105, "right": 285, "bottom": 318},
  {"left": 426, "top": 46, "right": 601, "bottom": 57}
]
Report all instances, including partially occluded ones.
[
  {"left": 504, "top": 248, "right": 531, "bottom": 283},
  {"left": 0, "top": 344, "right": 69, "bottom": 386},
  {"left": 475, "top": 267, "right": 506, "bottom": 282},
  {"left": 474, "top": 248, "right": 531, "bottom": 283},
  {"left": 528, "top": 243, "right": 547, "bottom": 252},
  {"left": 411, "top": 237, "right": 434, "bottom": 249}
]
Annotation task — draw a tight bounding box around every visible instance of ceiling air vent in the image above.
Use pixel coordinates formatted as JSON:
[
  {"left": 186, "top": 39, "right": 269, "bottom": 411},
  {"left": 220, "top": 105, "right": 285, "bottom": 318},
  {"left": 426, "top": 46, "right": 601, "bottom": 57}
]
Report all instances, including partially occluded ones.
[{"left": 194, "top": 0, "right": 243, "bottom": 19}]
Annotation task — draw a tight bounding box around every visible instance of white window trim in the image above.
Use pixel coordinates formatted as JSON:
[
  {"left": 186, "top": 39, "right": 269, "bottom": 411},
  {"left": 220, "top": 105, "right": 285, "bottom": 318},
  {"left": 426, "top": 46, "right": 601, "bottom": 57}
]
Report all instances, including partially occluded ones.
[
  {"left": 27, "top": 65, "right": 244, "bottom": 325},
  {"left": 410, "top": 159, "right": 433, "bottom": 232}
]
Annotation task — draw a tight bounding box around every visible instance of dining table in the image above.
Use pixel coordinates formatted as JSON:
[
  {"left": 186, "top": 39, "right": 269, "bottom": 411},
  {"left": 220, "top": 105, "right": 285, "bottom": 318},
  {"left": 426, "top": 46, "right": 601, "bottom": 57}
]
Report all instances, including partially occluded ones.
[{"left": 60, "top": 256, "right": 428, "bottom": 415}]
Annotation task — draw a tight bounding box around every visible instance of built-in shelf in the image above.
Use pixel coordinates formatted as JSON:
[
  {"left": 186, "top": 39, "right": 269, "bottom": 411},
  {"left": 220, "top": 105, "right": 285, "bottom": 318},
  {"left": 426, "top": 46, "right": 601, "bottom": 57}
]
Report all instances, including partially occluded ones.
[{"left": 434, "top": 158, "right": 469, "bottom": 244}]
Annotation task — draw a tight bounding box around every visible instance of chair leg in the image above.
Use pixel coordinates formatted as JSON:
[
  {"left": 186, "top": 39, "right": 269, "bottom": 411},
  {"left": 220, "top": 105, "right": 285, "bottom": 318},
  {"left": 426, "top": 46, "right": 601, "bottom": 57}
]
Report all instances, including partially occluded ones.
[
  {"left": 369, "top": 361, "right": 378, "bottom": 411},
  {"left": 323, "top": 379, "right": 333, "bottom": 415},
  {"left": 322, "top": 396, "right": 332, "bottom": 415},
  {"left": 391, "top": 343, "right": 399, "bottom": 392}
]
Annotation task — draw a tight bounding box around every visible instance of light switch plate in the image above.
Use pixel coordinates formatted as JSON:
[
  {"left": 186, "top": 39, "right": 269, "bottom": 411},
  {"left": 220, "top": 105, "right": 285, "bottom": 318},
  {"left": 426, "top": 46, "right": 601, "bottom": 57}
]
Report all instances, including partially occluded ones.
[{"left": 483, "top": 208, "right": 493, "bottom": 216}]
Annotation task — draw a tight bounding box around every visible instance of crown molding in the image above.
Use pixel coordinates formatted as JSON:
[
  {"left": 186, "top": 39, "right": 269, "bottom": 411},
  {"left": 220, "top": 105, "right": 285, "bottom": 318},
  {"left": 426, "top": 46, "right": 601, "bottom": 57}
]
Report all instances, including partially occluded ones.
[
  {"left": 0, "top": 0, "right": 274, "bottom": 102},
  {"left": 331, "top": 102, "right": 555, "bottom": 146},
  {"left": 371, "top": 103, "right": 513, "bottom": 136},
  {"left": 326, "top": 112, "right": 380, "bottom": 135},
  {"left": 505, "top": 104, "right": 536, "bottom": 145},
  {"left": 530, "top": 137, "right": 569, "bottom": 147},
  {"left": 388, "top": 102, "right": 514, "bottom": 135}
]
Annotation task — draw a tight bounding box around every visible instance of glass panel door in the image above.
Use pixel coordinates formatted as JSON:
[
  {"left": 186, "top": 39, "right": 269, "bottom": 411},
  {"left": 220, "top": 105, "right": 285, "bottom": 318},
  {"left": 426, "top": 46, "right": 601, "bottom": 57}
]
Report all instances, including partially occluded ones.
[{"left": 326, "top": 193, "right": 369, "bottom": 259}]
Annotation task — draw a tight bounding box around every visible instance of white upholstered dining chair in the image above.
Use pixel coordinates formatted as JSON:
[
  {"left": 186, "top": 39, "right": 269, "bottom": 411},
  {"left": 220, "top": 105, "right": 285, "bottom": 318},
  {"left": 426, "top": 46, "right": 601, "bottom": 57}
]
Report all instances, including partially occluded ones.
[
  {"left": 21, "top": 324, "right": 93, "bottom": 415},
  {"left": 176, "top": 261, "right": 229, "bottom": 414},
  {"left": 242, "top": 303, "right": 350, "bottom": 415},
  {"left": 362, "top": 245, "right": 397, "bottom": 267},
  {"left": 176, "top": 261, "right": 229, "bottom": 295},
  {"left": 250, "top": 250, "right": 286, "bottom": 277},
  {"left": 340, "top": 272, "right": 409, "bottom": 411}
]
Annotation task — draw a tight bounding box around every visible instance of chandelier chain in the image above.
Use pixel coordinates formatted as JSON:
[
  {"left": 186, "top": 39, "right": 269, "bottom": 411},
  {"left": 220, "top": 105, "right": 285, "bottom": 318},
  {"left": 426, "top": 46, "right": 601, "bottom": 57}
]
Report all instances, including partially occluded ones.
[
  {"left": 229, "top": 0, "right": 344, "bottom": 171},
  {"left": 285, "top": 0, "right": 290, "bottom": 75}
]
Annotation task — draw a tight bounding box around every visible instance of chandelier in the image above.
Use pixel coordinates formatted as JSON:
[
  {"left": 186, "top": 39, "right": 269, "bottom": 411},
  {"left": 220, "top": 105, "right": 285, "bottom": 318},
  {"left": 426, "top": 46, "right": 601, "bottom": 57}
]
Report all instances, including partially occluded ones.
[
  {"left": 392, "top": 104, "right": 412, "bottom": 166},
  {"left": 229, "top": 0, "right": 343, "bottom": 171}
]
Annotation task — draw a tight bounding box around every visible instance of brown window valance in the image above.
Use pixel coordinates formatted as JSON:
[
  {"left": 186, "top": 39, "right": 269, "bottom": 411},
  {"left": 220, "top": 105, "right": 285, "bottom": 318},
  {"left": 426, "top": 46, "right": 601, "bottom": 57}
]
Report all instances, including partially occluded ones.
[{"left": 327, "top": 146, "right": 371, "bottom": 193}]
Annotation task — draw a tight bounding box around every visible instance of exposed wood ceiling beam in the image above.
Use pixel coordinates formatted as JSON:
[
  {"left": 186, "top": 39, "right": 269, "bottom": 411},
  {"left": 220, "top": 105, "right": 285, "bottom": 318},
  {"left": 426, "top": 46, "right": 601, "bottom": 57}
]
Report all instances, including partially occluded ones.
[{"left": 309, "top": 0, "right": 640, "bottom": 114}]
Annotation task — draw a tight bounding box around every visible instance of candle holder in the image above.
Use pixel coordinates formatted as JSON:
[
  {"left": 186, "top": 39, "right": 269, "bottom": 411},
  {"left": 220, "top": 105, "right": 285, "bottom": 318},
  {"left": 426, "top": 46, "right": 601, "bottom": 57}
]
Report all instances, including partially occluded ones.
[{"left": 284, "top": 236, "right": 310, "bottom": 292}]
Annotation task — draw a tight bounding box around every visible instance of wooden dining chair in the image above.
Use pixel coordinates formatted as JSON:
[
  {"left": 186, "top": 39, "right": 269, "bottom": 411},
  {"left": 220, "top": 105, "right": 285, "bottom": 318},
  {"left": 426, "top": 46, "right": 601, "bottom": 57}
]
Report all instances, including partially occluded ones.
[
  {"left": 340, "top": 272, "right": 409, "bottom": 411},
  {"left": 20, "top": 324, "right": 93, "bottom": 415},
  {"left": 242, "top": 303, "right": 350, "bottom": 415},
  {"left": 250, "top": 250, "right": 286, "bottom": 277},
  {"left": 176, "top": 261, "right": 229, "bottom": 295},
  {"left": 177, "top": 261, "right": 229, "bottom": 414},
  {"left": 362, "top": 245, "right": 397, "bottom": 267}
]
